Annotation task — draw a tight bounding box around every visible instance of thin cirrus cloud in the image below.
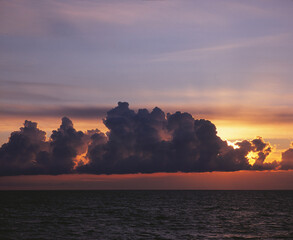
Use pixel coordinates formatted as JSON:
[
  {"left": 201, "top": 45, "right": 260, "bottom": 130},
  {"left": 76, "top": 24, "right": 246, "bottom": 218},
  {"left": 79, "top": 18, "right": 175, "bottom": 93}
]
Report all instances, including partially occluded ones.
[
  {"left": 1, "top": 77, "right": 292, "bottom": 109},
  {"left": 1, "top": 78, "right": 293, "bottom": 125},
  {"left": 1, "top": 103, "right": 293, "bottom": 126},
  {"left": 1, "top": 102, "right": 292, "bottom": 177},
  {"left": 0, "top": 104, "right": 108, "bottom": 119},
  {"left": 151, "top": 34, "right": 290, "bottom": 62}
]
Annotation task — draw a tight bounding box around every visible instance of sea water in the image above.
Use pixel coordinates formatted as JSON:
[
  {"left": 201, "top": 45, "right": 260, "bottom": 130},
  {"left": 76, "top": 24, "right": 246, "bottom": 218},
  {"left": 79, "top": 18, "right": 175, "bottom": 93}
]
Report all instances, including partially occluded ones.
[{"left": 1, "top": 190, "right": 293, "bottom": 239}]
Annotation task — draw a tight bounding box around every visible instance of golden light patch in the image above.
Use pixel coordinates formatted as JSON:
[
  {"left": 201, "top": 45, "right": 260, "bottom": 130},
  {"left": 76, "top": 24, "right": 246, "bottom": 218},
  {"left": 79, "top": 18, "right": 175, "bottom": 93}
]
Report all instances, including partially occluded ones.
[
  {"left": 246, "top": 151, "right": 259, "bottom": 165},
  {"left": 74, "top": 152, "right": 89, "bottom": 169},
  {"left": 212, "top": 118, "right": 293, "bottom": 141}
]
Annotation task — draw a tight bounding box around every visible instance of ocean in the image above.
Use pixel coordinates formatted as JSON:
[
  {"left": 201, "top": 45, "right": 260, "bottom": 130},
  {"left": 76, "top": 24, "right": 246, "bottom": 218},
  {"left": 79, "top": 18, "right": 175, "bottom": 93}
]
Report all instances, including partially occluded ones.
[{"left": 1, "top": 190, "right": 293, "bottom": 239}]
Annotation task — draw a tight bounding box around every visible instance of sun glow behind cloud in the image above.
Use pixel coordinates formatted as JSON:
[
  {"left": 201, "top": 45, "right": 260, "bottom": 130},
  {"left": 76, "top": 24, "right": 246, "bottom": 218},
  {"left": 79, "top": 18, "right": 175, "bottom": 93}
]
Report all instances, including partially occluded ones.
[{"left": 226, "top": 140, "right": 240, "bottom": 149}]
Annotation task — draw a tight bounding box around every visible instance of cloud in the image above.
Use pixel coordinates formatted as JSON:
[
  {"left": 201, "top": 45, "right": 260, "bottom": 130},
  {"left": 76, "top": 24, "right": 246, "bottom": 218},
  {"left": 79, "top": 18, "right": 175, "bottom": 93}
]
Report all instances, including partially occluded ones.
[
  {"left": 0, "top": 102, "right": 286, "bottom": 176},
  {"left": 0, "top": 105, "right": 108, "bottom": 119},
  {"left": 280, "top": 143, "right": 293, "bottom": 170},
  {"left": 2, "top": 101, "right": 293, "bottom": 125},
  {"left": 0, "top": 117, "right": 92, "bottom": 176},
  {"left": 248, "top": 137, "right": 279, "bottom": 170},
  {"left": 151, "top": 34, "right": 289, "bottom": 62},
  {"left": 42, "top": 117, "right": 90, "bottom": 174},
  {"left": 0, "top": 120, "right": 49, "bottom": 176}
]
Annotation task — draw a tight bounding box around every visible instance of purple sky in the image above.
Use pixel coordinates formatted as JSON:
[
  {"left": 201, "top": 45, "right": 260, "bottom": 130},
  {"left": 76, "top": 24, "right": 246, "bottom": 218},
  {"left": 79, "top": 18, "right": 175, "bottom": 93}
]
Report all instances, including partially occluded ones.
[{"left": 1, "top": 0, "right": 292, "bottom": 108}]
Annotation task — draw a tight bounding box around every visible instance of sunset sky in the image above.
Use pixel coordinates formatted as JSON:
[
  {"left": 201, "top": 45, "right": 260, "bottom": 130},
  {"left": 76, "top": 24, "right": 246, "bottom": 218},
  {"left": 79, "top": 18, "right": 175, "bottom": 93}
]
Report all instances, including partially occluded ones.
[{"left": 0, "top": 0, "right": 293, "bottom": 189}]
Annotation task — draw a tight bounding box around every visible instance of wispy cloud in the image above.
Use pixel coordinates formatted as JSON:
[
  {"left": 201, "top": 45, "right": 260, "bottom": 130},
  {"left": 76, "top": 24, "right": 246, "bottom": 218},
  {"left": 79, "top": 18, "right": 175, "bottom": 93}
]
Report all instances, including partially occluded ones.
[
  {"left": 0, "top": 104, "right": 108, "bottom": 119},
  {"left": 151, "top": 34, "right": 290, "bottom": 62},
  {"left": 1, "top": 102, "right": 293, "bottom": 126}
]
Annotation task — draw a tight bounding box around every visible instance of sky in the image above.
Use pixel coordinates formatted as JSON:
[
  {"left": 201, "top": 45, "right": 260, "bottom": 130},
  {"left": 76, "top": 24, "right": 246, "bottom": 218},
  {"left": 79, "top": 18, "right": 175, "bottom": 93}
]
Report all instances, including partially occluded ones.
[{"left": 0, "top": 0, "right": 293, "bottom": 189}]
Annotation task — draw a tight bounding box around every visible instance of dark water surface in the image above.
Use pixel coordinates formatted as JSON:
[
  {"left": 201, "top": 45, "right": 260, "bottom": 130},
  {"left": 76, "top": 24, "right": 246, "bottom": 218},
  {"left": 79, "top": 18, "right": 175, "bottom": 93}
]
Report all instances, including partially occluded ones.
[{"left": 0, "top": 190, "right": 293, "bottom": 239}]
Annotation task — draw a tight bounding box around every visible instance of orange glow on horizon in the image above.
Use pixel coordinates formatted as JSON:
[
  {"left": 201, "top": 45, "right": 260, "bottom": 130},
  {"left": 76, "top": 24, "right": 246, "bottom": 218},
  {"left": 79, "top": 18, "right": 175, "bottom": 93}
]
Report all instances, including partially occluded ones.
[{"left": 0, "top": 170, "right": 292, "bottom": 190}]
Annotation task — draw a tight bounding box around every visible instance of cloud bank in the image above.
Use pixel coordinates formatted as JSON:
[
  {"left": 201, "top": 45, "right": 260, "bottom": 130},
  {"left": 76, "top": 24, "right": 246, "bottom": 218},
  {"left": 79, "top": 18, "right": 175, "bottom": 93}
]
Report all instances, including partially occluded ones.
[{"left": 0, "top": 102, "right": 291, "bottom": 176}]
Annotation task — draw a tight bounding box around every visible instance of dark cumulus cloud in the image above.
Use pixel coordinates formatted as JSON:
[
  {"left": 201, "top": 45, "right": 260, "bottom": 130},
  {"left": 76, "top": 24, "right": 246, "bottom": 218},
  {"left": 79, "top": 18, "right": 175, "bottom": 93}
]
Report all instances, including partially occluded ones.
[
  {"left": 0, "top": 102, "right": 291, "bottom": 176},
  {"left": 280, "top": 144, "right": 293, "bottom": 170},
  {"left": 0, "top": 117, "right": 91, "bottom": 176}
]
